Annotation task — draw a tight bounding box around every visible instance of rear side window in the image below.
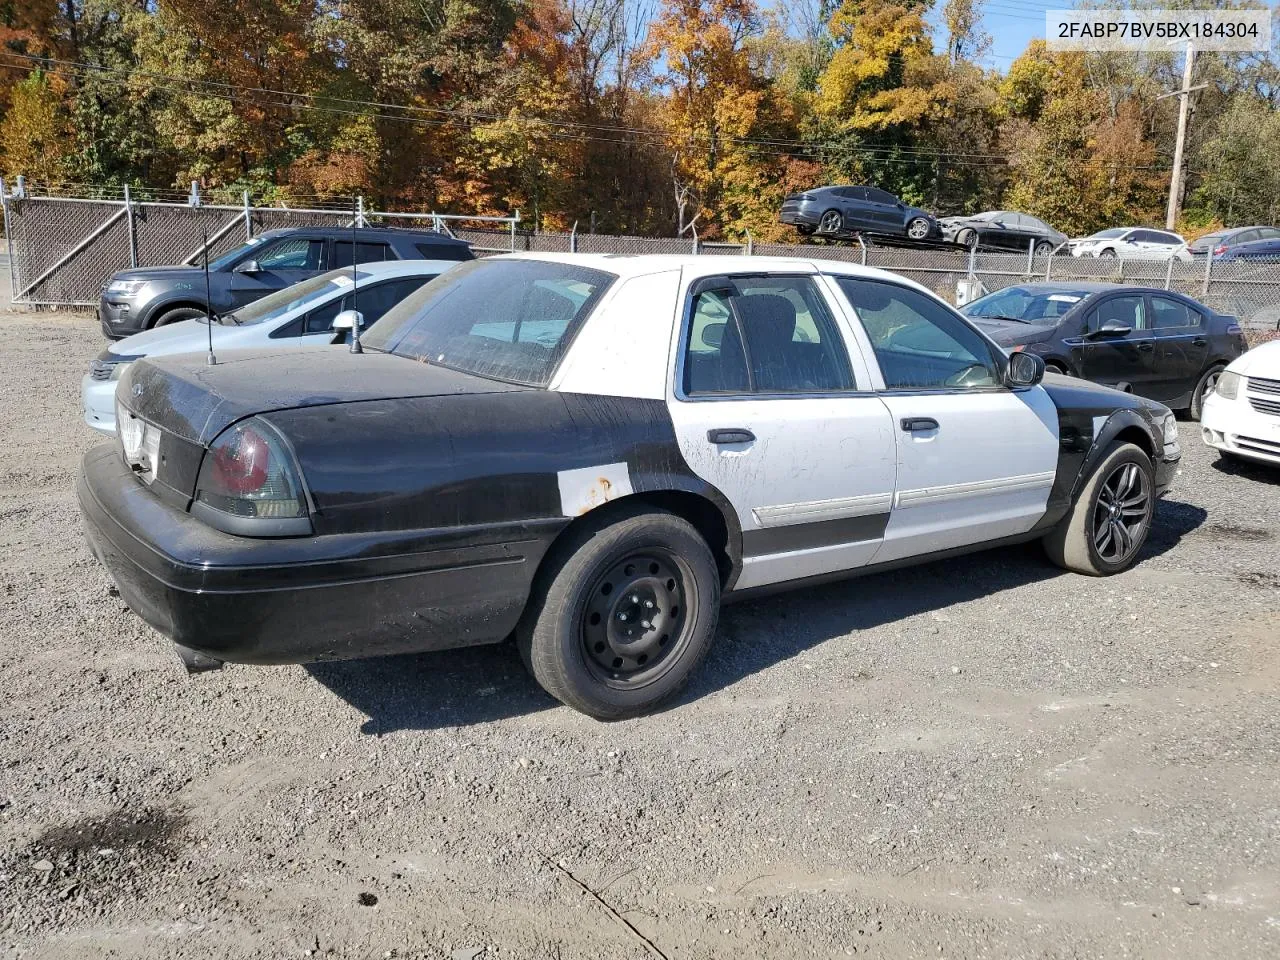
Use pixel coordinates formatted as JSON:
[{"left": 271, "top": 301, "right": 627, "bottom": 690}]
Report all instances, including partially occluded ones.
[
  {"left": 416, "top": 241, "right": 470, "bottom": 261},
  {"left": 1088, "top": 295, "right": 1147, "bottom": 331},
  {"left": 682, "top": 277, "right": 854, "bottom": 396},
  {"left": 332, "top": 241, "right": 396, "bottom": 268},
  {"left": 1149, "top": 296, "right": 1201, "bottom": 330},
  {"left": 865, "top": 188, "right": 896, "bottom": 205},
  {"left": 837, "top": 278, "right": 1000, "bottom": 390},
  {"left": 363, "top": 259, "right": 614, "bottom": 386}
]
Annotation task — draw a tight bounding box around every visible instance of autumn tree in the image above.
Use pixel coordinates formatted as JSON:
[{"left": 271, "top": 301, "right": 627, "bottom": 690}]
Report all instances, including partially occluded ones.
[{"left": 0, "top": 71, "right": 71, "bottom": 180}]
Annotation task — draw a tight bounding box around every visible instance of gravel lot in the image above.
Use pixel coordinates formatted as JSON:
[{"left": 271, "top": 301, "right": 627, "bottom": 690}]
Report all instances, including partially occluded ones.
[{"left": 2, "top": 312, "right": 1278, "bottom": 960}]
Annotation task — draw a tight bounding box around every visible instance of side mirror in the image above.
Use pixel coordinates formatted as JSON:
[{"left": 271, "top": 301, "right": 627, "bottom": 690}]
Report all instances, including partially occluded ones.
[
  {"left": 331, "top": 309, "right": 365, "bottom": 331},
  {"left": 1006, "top": 350, "right": 1045, "bottom": 388},
  {"left": 1091, "top": 320, "right": 1132, "bottom": 338},
  {"left": 233, "top": 259, "right": 261, "bottom": 274}
]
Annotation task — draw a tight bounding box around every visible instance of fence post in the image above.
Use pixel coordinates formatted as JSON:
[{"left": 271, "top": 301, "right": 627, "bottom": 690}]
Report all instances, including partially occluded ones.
[
  {"left": 745, "top": 229, "right": 753, "bottom": 256},
  {"left": 0, "top": 177, "right": 16, "bottom": 304},
  {"left": 188, "top": 181, "right": 201, "bottom": 208},
  {"left": 857, "top": 235, "right": 867, "bottom": 265},
  {"left": 966, "top": 241, "right": 976, "bottom": 279},
  {"left": 1025, "top": 237, "right": 1034, "bottom": 276},
  {"left": 570, "top": 221, "right": 578, "bottom": 254},
  {"left": 123, "top": 184, "right": 138, "bottom": 268},
  {"left": 356, "top": 194, "right": 366, "bottom": 228},
  {"left": 242, "top": 190, "right": 252, "bottom": 239},
  {"left": 691, "top": 228, "right": 699, "bottom": 255},
  {"left": 1164, "top": 255, "right": 1174, "bottom": 290},
  {"left": 511, "top": 209, "right": 519, "bottom": 252},
  {"left": 1044, "top": 250, "right": 1053, "bottom": 280},
  {"left": 1201, "top": 247, "right": 1213, "bottom": 297},
  {"left": 13, "top": 175, "right": 25, "bottom": 199}
]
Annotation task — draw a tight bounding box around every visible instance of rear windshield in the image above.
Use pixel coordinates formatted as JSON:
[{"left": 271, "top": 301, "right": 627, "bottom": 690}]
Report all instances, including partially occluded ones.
[
  {"left": 362, "top": 259, "right": 616, "bottom": 386},
  {"left": 962, "top": 286, "right": 1093, "bottom": 322}
]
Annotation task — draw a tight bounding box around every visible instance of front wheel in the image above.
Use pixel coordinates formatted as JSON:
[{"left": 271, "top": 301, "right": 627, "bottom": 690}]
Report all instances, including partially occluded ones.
[
  {"left": 1043, "top": 442, "right": 1155, "bottom": 576},
  {"left": 956, "top": 228, "right": 977, "bottom": 249},
  {"left": 1189, "top": 364, "right": 1224, "bottom": 422},
  {"left": 1099, "top": 248, "right": 1117, "bottom": 259},
  {"left": 906, "top": 217, "right": 931, "bottom": 240},
  {"left": 517, "top": 506, "right": 721, "bottom": 720},
  {"left": 1045, "top": 361, "right": 1071, "bottom": 376},
  {"left": 153, "top": 306, "right": 206, "bottom": 327}
]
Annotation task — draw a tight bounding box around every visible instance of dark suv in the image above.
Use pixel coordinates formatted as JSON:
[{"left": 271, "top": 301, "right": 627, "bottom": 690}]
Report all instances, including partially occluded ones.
[
  {"left": 97, "top": 226, "right": 472, "bottom": 339},
  {"left": 780, "top": 186, "right": 940, "bottom": 240}
]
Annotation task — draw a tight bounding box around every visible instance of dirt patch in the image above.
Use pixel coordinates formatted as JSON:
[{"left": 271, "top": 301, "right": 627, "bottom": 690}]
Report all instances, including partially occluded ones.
[{"left": 1196, "top": 522, "right": 1273, "bottom": 542}]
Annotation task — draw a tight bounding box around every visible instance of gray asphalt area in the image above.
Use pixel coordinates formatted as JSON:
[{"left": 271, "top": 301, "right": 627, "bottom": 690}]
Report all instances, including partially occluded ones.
[{"left": 1, "top": 313, "right": 1278, "bottom": 959}]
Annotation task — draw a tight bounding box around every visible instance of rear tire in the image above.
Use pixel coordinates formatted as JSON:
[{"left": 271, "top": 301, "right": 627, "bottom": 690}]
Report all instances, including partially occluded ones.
[
  {"left": 817, "top": 209, "right": 843, "bottom": 235},
  {"left": 1043, "top": 442, "right": 1155, "bottom": 576},
  {"left": 1189, "top": 364, "right": 1224, "bottom": 422},
  {"left": 152, "top": 306, "right": 206, "bottom": 328},
  {"left": 956, "top": 228, "right": 977, "bottom": 249},
  {"left": 1035, "top": 240, "right": 1055, "bottom": 257},
  {"left": 517, "top": 506, "right": 721, "bottom": 720}
]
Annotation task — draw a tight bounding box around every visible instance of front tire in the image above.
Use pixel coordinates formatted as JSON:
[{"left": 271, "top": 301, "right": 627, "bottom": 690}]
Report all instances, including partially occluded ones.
[
  {"left": 906, "top": 217, "right": 931, "bottom": 240},
  {"left": 152, "top": 306, "right": 206, "bottom": 328},
  {"left": 1099, "top": 248, "right": 1117, "bottom": 259},
  {"left": 517, "top": 506, "right": 721, "bottom": 720},
  {"left": 956, "top": 228, "right": 978, "bottom": 249},
  {"left": 1189, "top": 364, "right": 1224, "bottom": 422},
  {"left": 1043, "top": 442, "right": 1155, "bottom": 576},
  {"left": 1035, "top": 240, "right": 1055, "bottom": 257}
]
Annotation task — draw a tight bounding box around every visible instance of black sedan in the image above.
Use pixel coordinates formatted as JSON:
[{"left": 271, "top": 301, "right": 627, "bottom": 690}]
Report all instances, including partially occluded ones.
[
  {"left": 939, "top": 211, "right": 1067, "bottom": 256},
  {"left": 779, "top": 185, "right": 940, "bottom": 240},
  {"left": 961, "top": 282, "right": 1247, "bottom": 420}
]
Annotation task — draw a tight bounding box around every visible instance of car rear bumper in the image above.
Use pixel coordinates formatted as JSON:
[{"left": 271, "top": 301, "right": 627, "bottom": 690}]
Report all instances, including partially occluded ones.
[
  {"left": 779, "top": 206, "right": 819, "bottom": 227},
  {"left": 78, "top": 444, "right": 561, "bottom": 665},
  {"left": 81, "top": 373, "right": 117, "bottom": 435},
  {"left": 1200, "top": 394, "right": 1280, "bottom": 465}
]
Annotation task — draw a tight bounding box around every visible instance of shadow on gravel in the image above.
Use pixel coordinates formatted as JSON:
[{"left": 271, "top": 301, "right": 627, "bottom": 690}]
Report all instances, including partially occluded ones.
[
  {"left": 306, "top": 643, "right": 552, "bottom": 734},
  {"left": 308, "top": 499, "right": 1207, "bottom": 731},
  {"left": 1211, "top": 454, "right": 1279, "bottom": 485}
]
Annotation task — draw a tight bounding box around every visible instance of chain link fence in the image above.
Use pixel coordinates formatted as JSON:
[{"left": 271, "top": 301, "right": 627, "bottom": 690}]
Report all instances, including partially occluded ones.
[{"left": 4, "top": 180, "right": 1278, "bottom": 333}]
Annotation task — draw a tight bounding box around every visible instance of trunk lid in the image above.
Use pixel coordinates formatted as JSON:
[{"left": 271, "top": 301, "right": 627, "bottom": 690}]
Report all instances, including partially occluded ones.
[{"left": 118, "top": 348, "right": 526, "bottom": 447}]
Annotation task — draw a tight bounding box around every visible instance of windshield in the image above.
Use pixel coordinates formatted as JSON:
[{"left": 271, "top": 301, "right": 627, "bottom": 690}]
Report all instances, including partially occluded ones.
[
  {"left": 362, "top": 259, "right": 615, "bottom": 386},
  {"left": 221, "top": 270, "right": 353, "bottom": 326},
  {"left": 961, "top": 286, "right": 1092, "bottom": 322},
  {"left": 207, "top": 235, "right": 267, "bottom": 272},
  {"left": 1190, "top": 231, "right": 1227, "bottom": 249},
  {"left": 1087, "top": 228, "right": 1127, "bottom": 240}
]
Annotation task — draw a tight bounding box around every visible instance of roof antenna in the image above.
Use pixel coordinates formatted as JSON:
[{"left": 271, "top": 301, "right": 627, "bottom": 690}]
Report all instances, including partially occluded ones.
[
  {"left": 203, "top": 232, "right": 216, "bottom": 366},
  {"left": 349, "top": 196, "right": 363, "bottom": 354}
]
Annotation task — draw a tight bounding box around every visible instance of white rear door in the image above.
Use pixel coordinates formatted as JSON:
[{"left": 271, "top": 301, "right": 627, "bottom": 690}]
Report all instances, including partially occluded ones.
[
  {"left": 666, "top": 270, "right": 897, "bottom": 591},
  {"left": 829, "top": 274, "right": 1060, "bottom": 564}
]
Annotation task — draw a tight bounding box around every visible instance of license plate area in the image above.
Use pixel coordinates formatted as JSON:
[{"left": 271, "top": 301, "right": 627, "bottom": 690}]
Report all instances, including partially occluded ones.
[{"left": 117, "top": 401, "right": 161, "bottom": 483}]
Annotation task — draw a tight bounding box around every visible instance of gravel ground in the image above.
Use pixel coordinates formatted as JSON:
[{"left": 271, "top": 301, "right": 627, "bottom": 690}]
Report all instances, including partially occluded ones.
[{"left": 2, "top": 313, "right": 1278, "bottom": 960}]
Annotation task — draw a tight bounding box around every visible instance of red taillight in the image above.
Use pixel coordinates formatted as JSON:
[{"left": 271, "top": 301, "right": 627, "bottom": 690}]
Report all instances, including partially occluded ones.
[
  {"left": 211, "top": 425, "right": 271, "bottom": 494},
  {"left": 1214, "top": 244, "right": 1228, "bottom": 256}
]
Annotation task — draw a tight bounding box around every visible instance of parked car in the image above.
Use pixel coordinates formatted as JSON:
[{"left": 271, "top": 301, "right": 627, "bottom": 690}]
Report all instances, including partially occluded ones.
[
  {"left": 97, "top": 226, "right": 472, "bottom": 340},
  {"left": 1200, "top": 340, "right": 1280, "bottom": 467},
  {"left": 83, "top": 261, "right": 452, "bottom": 435},
  {"left": 938, "top": 211, "right": 1067, "bottom": 256},
  {"left": 80, "top": 254, "right": 1180, "bottom": 719},
  {"left": 1214, "top": 237, "right": 1280, "bottom": 263},
  {"left": 1068, "top": 227, "right": 1188, "bottom": 260},
  {"left": 780, "top": 186, "right": 940, "bottom": 240},
  {"left": 961, "top": 282, "right": 1247, "bottom": 420},
  {"left": 1185, "top": 226, "right": 1280, "bottom": 259}
]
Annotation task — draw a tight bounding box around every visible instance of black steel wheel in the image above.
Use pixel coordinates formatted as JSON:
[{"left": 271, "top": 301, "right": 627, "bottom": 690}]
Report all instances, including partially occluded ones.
[
  {"left": 517, "top": 506, "right": 720, "bottom": 720},
  {"left": 1043, "top": 442, "right": 1155, "bottom": 576},
  {"left": 581, "top": 551, "right": 694, "bottom": 686},
  {"left": 818, "top": 209, "right": 843, "bottom": 235}
]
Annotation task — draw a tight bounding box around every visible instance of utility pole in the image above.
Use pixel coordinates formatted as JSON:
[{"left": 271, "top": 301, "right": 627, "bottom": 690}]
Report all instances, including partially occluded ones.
[{"left": 1160, "top": 42, "right": 1206, "bottom": 230}]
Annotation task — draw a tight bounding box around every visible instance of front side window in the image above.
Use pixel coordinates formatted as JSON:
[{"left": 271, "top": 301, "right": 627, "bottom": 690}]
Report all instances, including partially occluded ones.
[
  {"left": 837, "top": 278, "right": 1000, "bottom": 390},
  {"left": 362, "top": 259, "right": 614, "bottom": 386},
  {"left": 1149, "top": 296, "right": 1200, "bottom": 330},
  {"left": 682, "top": 276, "right": 854, "bottom": 396},
  {"left": 256, "top": 238, "right": 324, "bottom": 270},
  {"left": 1088, "top": 295, "right": 1147, "bottom": 332}
]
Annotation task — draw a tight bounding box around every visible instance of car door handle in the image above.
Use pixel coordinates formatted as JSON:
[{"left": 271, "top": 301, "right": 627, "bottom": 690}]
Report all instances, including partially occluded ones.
[
  {"left": 1193, "top": 337, "right": 1206, "bottom": 346},
  {"left": 707, "top": 428, "right": 755, "bottom": 444},
  {"left": 1137, "top": 342, "right": 1154, "bottom": 352},
  {"left": 900, "top": 417, "right": 939, "bottom": 432}
]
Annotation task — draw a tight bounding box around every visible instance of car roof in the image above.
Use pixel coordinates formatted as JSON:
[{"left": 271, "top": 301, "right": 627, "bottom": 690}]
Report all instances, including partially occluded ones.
[
  {"left": 254, "top": 226, "right": 470, "bottom": 246},
  {"left": 489, "top": 252, "right": 938, "bottom": 294},
  {"left": 332, "top": 259, "right": 459, "bottom": 279}
]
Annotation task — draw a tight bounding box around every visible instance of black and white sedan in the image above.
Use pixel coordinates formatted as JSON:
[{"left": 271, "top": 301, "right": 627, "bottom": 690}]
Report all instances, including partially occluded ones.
[{"left": 79, "top": 255, "right": 1181, "bottom": 719}]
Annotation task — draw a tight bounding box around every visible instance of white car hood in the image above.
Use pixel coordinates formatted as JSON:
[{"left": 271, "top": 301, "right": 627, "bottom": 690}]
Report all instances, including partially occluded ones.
[
  {"left": 106, "top": 318, "right": 308, "bottom": 359},
  {"left": 1228, "top": 339, "right": 1280, "bottom": 377}
]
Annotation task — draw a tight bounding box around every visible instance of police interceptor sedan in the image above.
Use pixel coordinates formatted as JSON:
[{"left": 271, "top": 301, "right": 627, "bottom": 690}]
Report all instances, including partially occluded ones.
[{"left": 79, "top": 254, "right": 1182, "bottom": 719}]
